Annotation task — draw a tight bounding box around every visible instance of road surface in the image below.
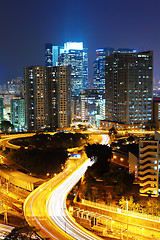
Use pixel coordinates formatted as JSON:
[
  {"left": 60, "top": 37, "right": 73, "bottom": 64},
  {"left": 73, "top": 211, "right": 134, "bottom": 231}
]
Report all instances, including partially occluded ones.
[{"left": 24, "top": 158, "right": 102, "bottom": 240}]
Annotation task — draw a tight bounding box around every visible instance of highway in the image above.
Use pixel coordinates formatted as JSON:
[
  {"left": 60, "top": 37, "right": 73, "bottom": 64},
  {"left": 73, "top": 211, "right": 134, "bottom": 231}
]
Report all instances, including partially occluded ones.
[
  {"left": 24, "top": 158, "right": 103, "bottom": 239},
  {"left": 0, "top": 223, "right": 14, "bottom": 239},
  {"left": 23, "top": 134, "right": 110, "bottom": 239},
  {"left": 0, "top": 132, "right": 108, "bottom": 239}
]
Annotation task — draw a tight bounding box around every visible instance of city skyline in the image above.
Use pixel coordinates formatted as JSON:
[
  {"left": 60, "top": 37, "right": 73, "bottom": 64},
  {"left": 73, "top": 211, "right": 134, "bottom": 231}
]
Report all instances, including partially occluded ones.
[{"left": 0, "top": 0, "right": 160, "bottom": 86}]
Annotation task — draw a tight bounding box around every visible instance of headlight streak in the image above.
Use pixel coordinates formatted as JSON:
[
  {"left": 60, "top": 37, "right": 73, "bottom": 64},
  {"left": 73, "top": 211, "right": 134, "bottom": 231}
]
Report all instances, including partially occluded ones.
[
  {"left": 47, "top": 159, "right": 102, "bottom": 240},
  {"left": 24, "top": 161, "right": 72, "bottom": 240},
  {"left": 101, "top": 134, "right": 110, "bottom": 145}
]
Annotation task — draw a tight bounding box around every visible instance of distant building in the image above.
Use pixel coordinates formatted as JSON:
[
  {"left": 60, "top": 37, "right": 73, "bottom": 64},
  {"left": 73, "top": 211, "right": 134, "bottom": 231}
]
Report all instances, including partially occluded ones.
[
  {"left": 45, "top": 43, "right": 53, "bottom": 67},
  {"left": 45, "top": 43, "right": 64, "bottom": 67},
  {"left": 7, "top": 77, "right": 24, "bottom": 97},
  {"left": 0, "top": 94, "right": 17, "bottom": 121},
  {"left": 45, "top": 41, "right": 88, "bottom": 98},
  {"left": 100, "top": 120, "right": 151, "bottom": 131},
  {"left": 0, "top": 98, "right": 3, "bottom": 123},
  {"left": 79, "top": 89, "right": 105, "bottom": 127},
  {"left": 139, "top": 132, "right": 160, "bottom": 197},
  {"left": 105, "top": 51, "right": 153, "bottom": 124},
  {"left": 0, "top": 84, "right": 7, "bottom": 94},
  {"left": 153, "top": 98, "right": 160, "bottom": 130},
  {"left": 93, "top": 48, "right": 115, "bottom": 94},
  {"left": 10, "top": 98, "right": 25, "bottom": 131},
  {"left": 24, "top": 66, "right": 71, "bottom": 130}
]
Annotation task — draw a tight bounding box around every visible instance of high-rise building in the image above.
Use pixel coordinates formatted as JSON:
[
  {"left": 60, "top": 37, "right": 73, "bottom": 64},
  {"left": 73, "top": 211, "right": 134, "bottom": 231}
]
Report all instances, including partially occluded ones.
[
  {"left": 45, "top": 42, "right": 88, "bottom": 98},
  {"left": 153, "top": 98, "right": 160, "bottom": 130},
  {"left": 0, "top": 94, "right": 16, "bottom": 121},
  {"left": 79, "top": 89, "right": 105, "bottom": 127},
  {"left": 105, "top": 51, "right": 153, "bottom": 124},
  {"left": 0, "top": 98, "right": 3, "bottom": 123},
  {"left": 10, "top": 98, "right": 25, "bottom": 131},
  {"left": 46, "top": 66, "right": 71, "bottom": 129},
  {"left": 7, "top": 77, "right": 24, "bottom": 97},
  {"left": 45, "top": 43, "right": 53, "bottom": 67},
  {"left": 93, "top": 48, "right": 115, "bottom": 94},
  {"left": 24, "top": 66, "right": 46, "bottom": 130},
  {"left": 93, "top": 48, "right": 137, "bottom": 95},
  {"left": 24, "top": 66, "right": 71, "bottom": 130}
]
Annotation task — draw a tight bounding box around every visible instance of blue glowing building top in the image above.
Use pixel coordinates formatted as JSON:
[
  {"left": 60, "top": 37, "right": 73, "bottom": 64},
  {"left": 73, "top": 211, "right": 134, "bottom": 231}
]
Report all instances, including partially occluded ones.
[{"left": 45, "top": 42, "right": 88, "bottom": 98}]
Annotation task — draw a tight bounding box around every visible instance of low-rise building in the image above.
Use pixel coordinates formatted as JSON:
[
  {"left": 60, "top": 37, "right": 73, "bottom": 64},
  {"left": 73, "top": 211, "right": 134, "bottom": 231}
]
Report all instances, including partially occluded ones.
[{"left": 139, "top": 132, "right": 160, "bottom": 197}]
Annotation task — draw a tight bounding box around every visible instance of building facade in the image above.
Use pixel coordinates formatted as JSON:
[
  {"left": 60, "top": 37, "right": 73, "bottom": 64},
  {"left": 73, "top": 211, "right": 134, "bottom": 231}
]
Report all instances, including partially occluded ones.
[
  {"left": 24, "top": 66, "right": 71, "bottom": 130},
  {"left": 0, "top": 98, "right": 3, "bottom": 123},
  {"left": 24, "top": 66, "right": 46, "bottom": 130},
  {"left": 105, "top": 51, "right": 153, "bottom": 124},
  {"left": 139, "top": 132, "right": 160, "bottom": 197},
  {"left": 7, "top": 77, "right": 24, "bottom": 97},
  {"left": 46, "top": 66, "right": 71, "bottom": 129},
  {"left": 93, "top": 48, "right": 137, "bottom": 95},
  {"left": 79, "top": 89, "right": 105, "bottom": 127},
  {"left": 10, "top": 98, "right": 25, "bottom": 131},
  {"left": 93, "top": 48, "right": 115, "bottom": 94},
  {"left": 45, "top": 42, "right": 88, "bottom": 98},
  {"left": 153, "top": 98, "right": 160, "bottom": 130}
]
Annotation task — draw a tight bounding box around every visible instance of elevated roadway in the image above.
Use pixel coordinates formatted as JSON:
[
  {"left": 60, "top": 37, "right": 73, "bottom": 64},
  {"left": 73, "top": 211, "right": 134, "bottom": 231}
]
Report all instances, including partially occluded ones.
[{"left": 24, "top": 158, "right": 103, "bottom": 240}]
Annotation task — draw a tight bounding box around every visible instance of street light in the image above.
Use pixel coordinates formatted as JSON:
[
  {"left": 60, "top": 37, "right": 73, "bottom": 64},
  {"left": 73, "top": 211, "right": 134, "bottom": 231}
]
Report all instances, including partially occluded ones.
[{"left": 126, "top": 200, "right": 128, "bottom": 231}]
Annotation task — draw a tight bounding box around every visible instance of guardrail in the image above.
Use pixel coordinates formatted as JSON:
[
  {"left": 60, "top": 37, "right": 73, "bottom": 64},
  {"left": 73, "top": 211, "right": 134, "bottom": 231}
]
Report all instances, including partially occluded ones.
[{"left": 82, "top": 199, "right": 160, "bottom": 222}]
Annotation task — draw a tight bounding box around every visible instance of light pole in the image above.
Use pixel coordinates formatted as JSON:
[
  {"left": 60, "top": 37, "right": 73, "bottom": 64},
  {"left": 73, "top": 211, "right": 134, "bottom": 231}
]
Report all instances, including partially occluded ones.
[
  {"left": 126, "top": 200, "right": 128, "bottom": 240},
  {"left": 126, "top": 200, "right": 128, "bottom": 231}
]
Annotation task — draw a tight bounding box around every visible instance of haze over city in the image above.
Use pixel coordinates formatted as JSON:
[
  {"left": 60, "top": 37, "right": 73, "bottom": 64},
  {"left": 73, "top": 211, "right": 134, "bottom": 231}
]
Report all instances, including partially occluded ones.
[{"left": 0, "top": 0, "right": 160, "bottom": 86}]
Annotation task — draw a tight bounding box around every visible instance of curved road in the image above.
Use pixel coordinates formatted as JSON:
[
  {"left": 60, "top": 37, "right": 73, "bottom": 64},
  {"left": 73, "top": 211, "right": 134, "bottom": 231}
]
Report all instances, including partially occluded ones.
[
  {"left": 23, "top": 134, "right": 109, "bottom": 239},
  {"left": 24, "top": 158, "right": 102, "bottom": 239}
]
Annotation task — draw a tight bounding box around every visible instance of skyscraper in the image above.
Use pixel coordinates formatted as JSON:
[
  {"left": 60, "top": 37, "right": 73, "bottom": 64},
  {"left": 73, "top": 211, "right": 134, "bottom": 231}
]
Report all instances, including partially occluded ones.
[
  {"left": 105, "top": 51, "right": 153, "bottom": 124},
  {"left": 45, "top": 42, "right": 88, "bottom": 98},
  {"left": 24, "top": 66, "right": 46, "bottom": 130},
  {"left": 7, "top": 77, "right": 24, "bottom": 97},
  {"left": 93, "top": 48, "right": 137, "bottom": 95},
  {"left": 10, "top": 98, "right": 25, "bottom": 131},
  {"left": 93, "top": 48, "right": 115, "bottom": 94},
  {"left": 0, "top": 98, "right": 3, "bottom": 123},
  {"left": 45, "top": 43, "right": 52, "bottom": 67},
  {"left": 46, "top": 66, "right": 71, "bottom": 129},
  {"left": 24, "top": 66, "right": 71, "bottom": 130},
  {"left": 79, "top": 89, "right": 105, "bottom": 127}
]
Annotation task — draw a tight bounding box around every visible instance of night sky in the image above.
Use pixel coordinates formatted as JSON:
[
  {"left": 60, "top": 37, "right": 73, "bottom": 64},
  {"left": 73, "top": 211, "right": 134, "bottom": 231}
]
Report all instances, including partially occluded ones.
[{"left": 0, "top": 0, "right": 160, "bottom": 86}]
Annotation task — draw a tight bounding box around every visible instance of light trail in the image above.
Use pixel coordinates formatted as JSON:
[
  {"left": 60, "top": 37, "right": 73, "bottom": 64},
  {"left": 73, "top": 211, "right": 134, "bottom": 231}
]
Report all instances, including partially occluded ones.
[
  {"left": 47, "top": 158, "right": 101, "bottom": 240},
  {"left": 24, "top": 134, "right": 109, "bottom": 239},
  {"left": 24, "top": 158, "right": 102, "bottom": 239},
  {"left": 100, "top": 134, "right": 110, "bottom": 145}
]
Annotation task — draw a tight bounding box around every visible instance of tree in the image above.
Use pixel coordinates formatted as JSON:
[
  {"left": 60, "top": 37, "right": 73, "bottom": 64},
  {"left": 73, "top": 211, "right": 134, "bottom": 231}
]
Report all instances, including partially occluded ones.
[
  {"left": 146, "top": 198, "right": 160, "bottom": 216},
  {"left": 108, "top": 127, "right": 117, "bottom": 137},
  {"left": 119, "top": 196, "right": 135, "bottom": 211},
  {"left": 115, "top": 167, "right": 134, "bottom": 195},
  {"left": 127, "top": 136, "right": 134, "bottom": 143},
  {"left": 85, "top": 144, "right": 113, "bottom": 178},
  {"left": 4, "top": 225, "right": 39, "bottom": 239},
  {"left": 1, "top": 120, "right": 14, "bottom": 132}
]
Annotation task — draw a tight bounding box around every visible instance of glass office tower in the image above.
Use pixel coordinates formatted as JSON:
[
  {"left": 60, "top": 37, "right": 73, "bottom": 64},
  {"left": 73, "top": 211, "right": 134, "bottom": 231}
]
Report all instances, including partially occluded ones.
[
  {"left": 105, "top": 51, "right": 153, "bottom": 124},
  {"left": 93, "top": 48, "right": 137, "bottom": 95},
  {"left": 45, "top": 42, "right": 88, "bottom": 98}
]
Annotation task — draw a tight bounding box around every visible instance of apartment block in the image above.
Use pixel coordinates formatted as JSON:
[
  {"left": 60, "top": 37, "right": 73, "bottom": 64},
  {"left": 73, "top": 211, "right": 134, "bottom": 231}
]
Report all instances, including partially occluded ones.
[{"left": 139, "top": 133, "right": 160, "bottom": 197}]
